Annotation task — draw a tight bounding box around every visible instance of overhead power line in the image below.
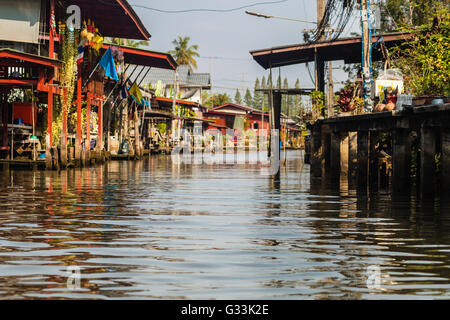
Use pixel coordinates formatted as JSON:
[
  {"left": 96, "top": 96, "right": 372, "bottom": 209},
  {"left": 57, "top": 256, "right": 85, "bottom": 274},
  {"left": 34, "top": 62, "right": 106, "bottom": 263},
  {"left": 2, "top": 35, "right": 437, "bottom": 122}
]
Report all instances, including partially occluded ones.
[{"left": 131, "top": 0, "right": 290, "bottom": 14}]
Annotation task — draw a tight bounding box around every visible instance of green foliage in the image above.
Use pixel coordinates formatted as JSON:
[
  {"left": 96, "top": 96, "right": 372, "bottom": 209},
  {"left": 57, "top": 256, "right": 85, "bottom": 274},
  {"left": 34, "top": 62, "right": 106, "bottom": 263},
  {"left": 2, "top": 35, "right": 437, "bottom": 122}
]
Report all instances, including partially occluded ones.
[
  {"left": 390, "top": 9, "right": 450, "bottom": 96},
  {"left": 169, "top": 36, "right": 200, "bottom": 71},
  {"left": 234, "top": 89, "right": 242, "bottom": 104},
  {"left": 106, "top": 38, "right": 149, "bottom": 48},
  {"left": 310, "top": 90, "right": 325, "bottom": 121},
  {"left": 252, "top": 78, "right": 263, "bottom": 110},
  {"left": 379, "top": 0, "right": 446, "bottom": 31},
  {"left": 244, "top": 88, "right": 252, "bottom": 107},
  {"left": 157, "top": 122, "right": 167, "bottom": 135},
  {"left": 202, "top": 92, "right": 231, "bottom": 108}
]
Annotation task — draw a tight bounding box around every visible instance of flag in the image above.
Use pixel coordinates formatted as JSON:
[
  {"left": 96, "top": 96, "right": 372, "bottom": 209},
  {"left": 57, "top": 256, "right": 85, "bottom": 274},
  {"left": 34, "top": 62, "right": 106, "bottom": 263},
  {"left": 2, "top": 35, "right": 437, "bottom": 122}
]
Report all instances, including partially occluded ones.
[
  {"left": 76, "top": 46, "right": 84, "bottom": 65},
  {"left": 120, "top": 85, "right": 129, "bottom": 100},
  {"left": 129, "top": 82, "right": 142, "bottom": 103},
  {"left": 99, "top": 48, "right": 119, "bottom": 81}
]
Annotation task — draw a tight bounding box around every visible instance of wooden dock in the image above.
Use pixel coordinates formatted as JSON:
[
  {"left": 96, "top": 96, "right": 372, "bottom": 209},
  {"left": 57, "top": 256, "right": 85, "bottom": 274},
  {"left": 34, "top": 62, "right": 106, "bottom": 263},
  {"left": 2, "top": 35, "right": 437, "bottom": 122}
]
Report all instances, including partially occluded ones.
[{"left": 307, "top": 103, "right": 450, "bottom": 198}]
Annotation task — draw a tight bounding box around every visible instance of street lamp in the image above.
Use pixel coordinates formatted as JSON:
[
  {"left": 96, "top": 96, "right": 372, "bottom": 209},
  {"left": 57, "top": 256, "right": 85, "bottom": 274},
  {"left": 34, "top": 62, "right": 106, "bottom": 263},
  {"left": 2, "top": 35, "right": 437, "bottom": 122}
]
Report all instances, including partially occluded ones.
[{"left": 245, "top": 11, "right": 318, "bottom": 24}]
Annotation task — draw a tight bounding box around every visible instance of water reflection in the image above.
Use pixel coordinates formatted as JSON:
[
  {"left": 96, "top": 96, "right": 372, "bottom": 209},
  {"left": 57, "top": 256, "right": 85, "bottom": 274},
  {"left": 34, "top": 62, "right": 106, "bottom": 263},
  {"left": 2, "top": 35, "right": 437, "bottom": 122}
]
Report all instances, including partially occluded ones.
[{"left": 0, "top": 151, "right": 449, "bottom": 299}]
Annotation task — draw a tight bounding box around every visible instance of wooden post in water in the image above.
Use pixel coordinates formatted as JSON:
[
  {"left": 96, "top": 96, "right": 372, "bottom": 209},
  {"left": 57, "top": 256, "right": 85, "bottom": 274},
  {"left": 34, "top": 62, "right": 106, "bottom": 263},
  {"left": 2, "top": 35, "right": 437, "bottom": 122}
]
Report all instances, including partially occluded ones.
[
  {"left": 272, "top": 92, "right": 282, "bottom": 178},
  {"left": 441, "top": 128, "right": 450, "bottom": 195},
  {"left": 392, "top": 129, "right": 411, "bottom": 193},
  {"left": 330, "top": 131, "right": 341, "bottom": 180},
  {"left": 60, "top": 88, "right": 68, "bottom": 168},
  {"left": 340, "top": 132, "right": 349, "bottom": 176},
  {"left": 357, "top": 131, "right": 369, "bottom": 191},
  {"left": 311, "top": 124, "right": 322, "bottom": 178},
  {"left": 322, "top": 126, "right": 330, "bottom": 175},
  {"left": 420, "top": 125, "right": 436, "bottom": 197},
  {"left": 348, "top": 132, "right": 358, "bottom": 180},
  {"left": 369, "top": 132, "right": 379, "bottom": 190}
]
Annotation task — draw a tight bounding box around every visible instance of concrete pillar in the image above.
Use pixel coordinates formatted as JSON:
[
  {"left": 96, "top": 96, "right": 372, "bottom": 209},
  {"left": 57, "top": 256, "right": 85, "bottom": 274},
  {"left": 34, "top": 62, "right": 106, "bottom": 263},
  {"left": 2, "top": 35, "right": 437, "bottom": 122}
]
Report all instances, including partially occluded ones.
[
  {"left": 357, "top": 131, "right": 369, "bottom": 190},
  {"left": 392, "top": 129, "right": 411, "bottom": 193},
  {"left": 420, "top": 125, "right": 436, "bottom": 197},
  {"left": 369, "top": 132, "right": 379, "bottom": 190},
  {"left": 441, "top": 129, "right": 450, "bottom": 195},
  {"left": 330, "top": 131, "right": 341, "bottom": 179},
  {"left": 311, "top": 125, "right": 322, "bottom": 178},
  {"left": 348, "top": 132, "right": 358, "bottom": 180},
  {"left": 340, "top": 132, "right": 349, "bottom": 176}
]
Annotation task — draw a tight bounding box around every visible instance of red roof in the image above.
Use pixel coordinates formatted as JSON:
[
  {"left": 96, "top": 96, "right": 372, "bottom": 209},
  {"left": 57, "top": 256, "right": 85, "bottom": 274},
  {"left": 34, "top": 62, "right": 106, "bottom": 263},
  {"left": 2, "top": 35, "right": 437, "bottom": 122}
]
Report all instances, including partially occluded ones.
[
  {"left": 207, "top": 103, "right": 269, "bottom": 116},
  {"left": 154, "top": 96, "right": 199, "bottom": 107},
  {"left": 0, "top": 49, "right": 62, "bottom": 69}
]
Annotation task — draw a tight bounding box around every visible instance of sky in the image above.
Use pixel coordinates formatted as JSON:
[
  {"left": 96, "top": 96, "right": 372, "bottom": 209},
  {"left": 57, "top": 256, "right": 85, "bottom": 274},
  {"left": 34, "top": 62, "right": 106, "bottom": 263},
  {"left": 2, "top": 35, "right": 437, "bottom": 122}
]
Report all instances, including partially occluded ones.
[{"left": 129, "top": 0, "right": 362, "bottom": 97}]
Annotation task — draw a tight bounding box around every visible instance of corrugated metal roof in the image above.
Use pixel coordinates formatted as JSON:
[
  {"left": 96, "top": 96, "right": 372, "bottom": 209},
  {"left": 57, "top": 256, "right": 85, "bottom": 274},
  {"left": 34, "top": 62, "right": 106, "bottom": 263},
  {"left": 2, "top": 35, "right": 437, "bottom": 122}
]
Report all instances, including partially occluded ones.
[{"left": 132, "top": 65, "right": 211, "bottom": 89}]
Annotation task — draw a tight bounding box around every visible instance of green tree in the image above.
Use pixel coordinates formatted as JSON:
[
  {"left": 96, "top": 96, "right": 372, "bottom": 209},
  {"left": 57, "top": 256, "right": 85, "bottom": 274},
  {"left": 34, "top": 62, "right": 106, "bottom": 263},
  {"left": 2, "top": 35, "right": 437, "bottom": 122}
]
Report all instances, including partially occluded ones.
[
  {"left": 276, "top": 74, "right": 282, "bottom": 89},
  {"left": 282, "top": 77, "right": 289, "bottom": 114},
  {"left": 379, "top": 0, "right": 446, "bottom": 31},
  {"left": 293, "top": 78, "right": 303, "bottom": 116},
  {"left": 252, "top": 78, "right": 263, "bottom": 110},
  {"left": 169, "top": 36, "right": 200, "bottom": 71},
  {"left": 261, "top": 76, "right": 268, "bottom": 109},
  {"left": 390, "top": 9, "right": 450, "bottom": 96},
  {"left": 244, "top": 88, "right": 253, "bottom": 107},
  {"left": 202, "top": 92, "right": 231, "bottom": 108},
  {"left": 234, "top": 89, "right": 242, "bottom": 104}
]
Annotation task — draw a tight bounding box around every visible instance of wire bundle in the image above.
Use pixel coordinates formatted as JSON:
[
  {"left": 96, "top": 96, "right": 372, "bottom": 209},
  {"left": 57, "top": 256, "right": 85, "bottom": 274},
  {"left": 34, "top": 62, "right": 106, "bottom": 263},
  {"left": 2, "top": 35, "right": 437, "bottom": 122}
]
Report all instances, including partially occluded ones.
[{"left": 310, "top": 0, "right": 356, "bottom": 42}]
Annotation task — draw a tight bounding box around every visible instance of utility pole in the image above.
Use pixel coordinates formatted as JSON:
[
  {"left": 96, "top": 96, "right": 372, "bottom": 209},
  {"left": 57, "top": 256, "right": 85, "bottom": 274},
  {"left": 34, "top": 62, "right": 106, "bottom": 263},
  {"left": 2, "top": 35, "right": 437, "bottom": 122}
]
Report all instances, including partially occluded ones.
[
  {"left": 360, "top": 0, "right": 373, "bottom": 111},
  {"left": 314, "top": 0, "right": 326, "bottom": 93}
]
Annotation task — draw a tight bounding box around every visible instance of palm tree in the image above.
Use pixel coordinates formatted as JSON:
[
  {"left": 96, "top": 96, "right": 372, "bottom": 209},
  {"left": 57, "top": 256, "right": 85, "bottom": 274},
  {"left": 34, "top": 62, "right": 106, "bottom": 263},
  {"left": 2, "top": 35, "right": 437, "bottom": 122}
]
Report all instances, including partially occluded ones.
[{"left": 169, "top": 36, "right": 200, "bottom": 71}]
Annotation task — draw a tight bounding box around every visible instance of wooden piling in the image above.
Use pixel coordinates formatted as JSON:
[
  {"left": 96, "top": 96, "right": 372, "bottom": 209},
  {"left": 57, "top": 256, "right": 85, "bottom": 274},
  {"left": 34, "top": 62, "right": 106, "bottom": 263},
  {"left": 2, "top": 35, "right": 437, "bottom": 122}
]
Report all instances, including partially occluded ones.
[
  {"left": 330, "top": 131, "right": 341, "bottom": 179},
  {"left": 392, "top": 129, "right": 411, "bottom": 193},
  {"left": 310, "top": 125, "right": 322, "bottom": 178},
  {"left": 357, "top": 131, "right": 369, "bottom": 191},
  {"left": 322, "top": 127, "right": 331, "bottom": 174},
  {"left": 348, "top": 132, "right": 358, "bottom": 180},
  {"left": 442, "top": 128, "right": 450, "bottom": 194},
  {"left": 45, "top": 134, "right": 52, "bottom": 170},
  {"left": 340, "top": 132, "right": 349, "bottom": 176},
  {"left": 420, "top": 125, "right": 436, "bottom": 197},
  {"left": 369, "top": 132, "right": 379, "bottom": 190}
]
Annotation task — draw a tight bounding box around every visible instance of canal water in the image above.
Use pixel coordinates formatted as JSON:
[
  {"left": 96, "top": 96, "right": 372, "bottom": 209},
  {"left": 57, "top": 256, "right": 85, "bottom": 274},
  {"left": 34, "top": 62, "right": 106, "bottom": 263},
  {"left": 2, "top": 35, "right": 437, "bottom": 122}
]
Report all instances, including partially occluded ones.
[{"left": 0, "top": 150, "right": 449, "bottom": 299}]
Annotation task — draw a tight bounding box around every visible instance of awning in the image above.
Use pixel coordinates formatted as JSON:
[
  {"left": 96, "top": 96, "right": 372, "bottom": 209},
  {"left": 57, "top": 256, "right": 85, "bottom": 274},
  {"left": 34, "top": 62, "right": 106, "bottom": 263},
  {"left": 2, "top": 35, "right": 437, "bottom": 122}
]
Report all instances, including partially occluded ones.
[
  {"left": 65, "top": 0, "right": 151, "bottom": 40},
  {"left": 0, "top": 49, "right": 62, "bottom": 69},
  {"left": 103, "top": 44, "right": 177, "bottom": 70},
  {"left": 250, "top": 32, "right": 414, "bottom": 69},
  {"left": 154, "top": 96, "right": 200, "bottom": 108},
  {"left": 0, "top": 49, "right": 62, "bottom": 87}
]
